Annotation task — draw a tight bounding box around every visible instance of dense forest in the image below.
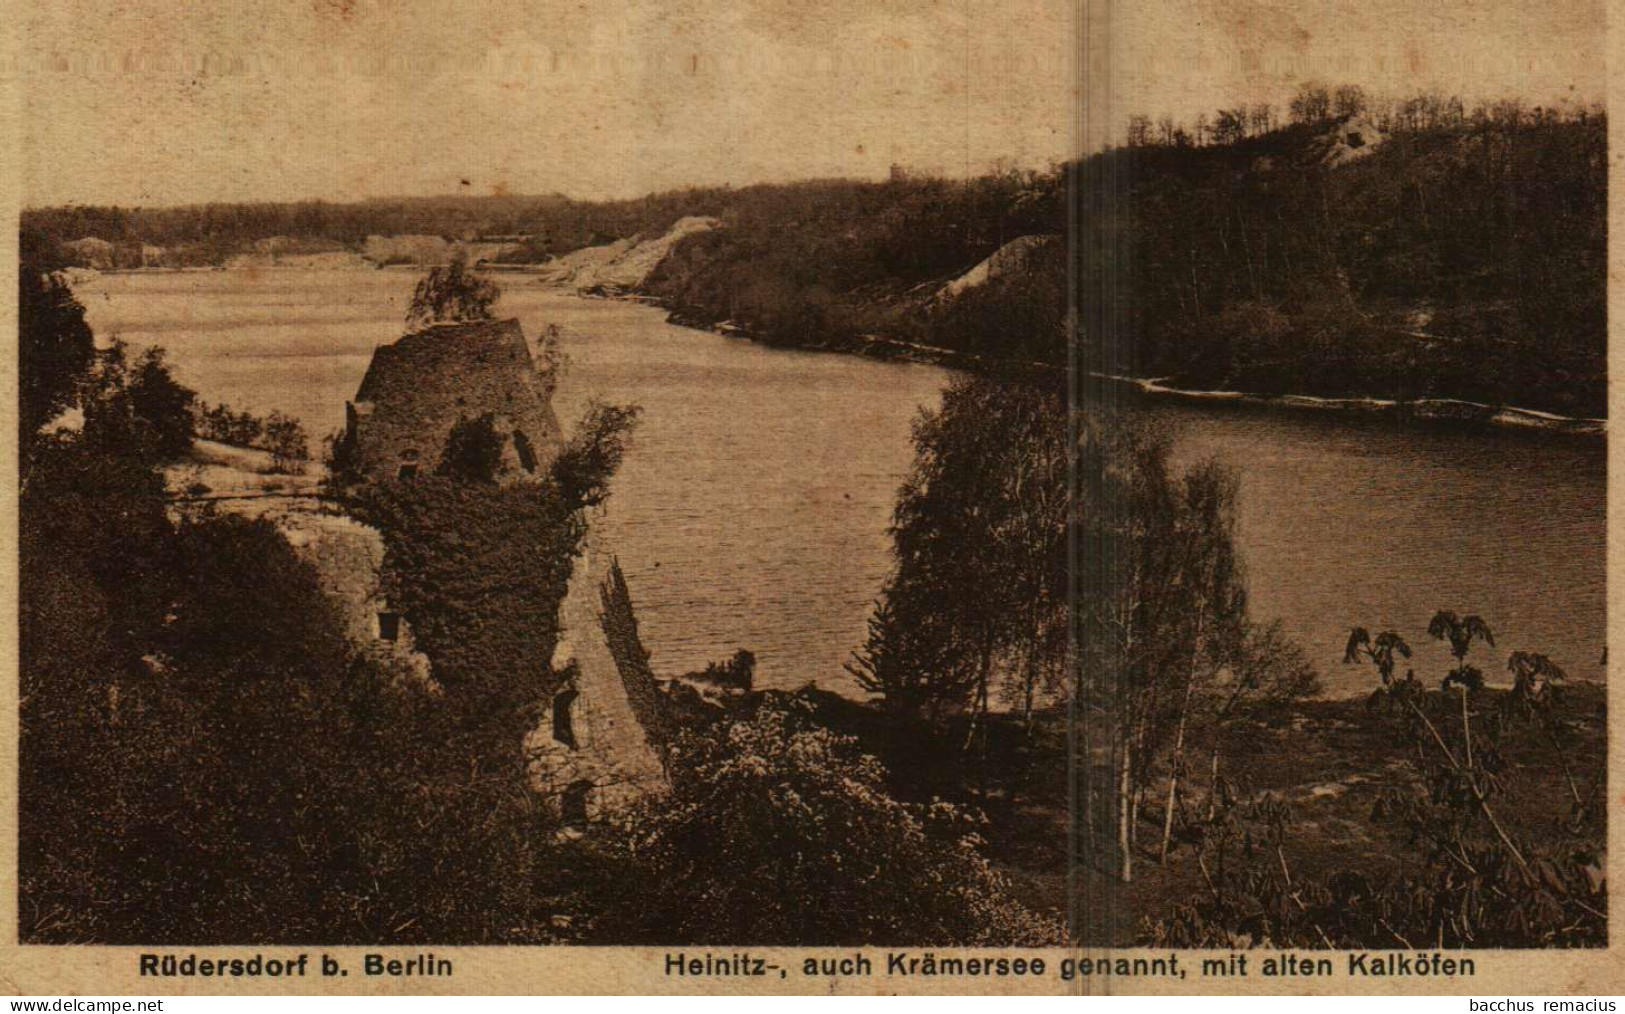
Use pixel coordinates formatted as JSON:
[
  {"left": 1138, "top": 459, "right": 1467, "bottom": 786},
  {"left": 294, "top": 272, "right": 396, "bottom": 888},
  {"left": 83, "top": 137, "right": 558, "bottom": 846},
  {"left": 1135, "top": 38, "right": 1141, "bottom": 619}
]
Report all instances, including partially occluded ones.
[{"left": 1089, "top": 96, "right": 1607, "bottom": 418}]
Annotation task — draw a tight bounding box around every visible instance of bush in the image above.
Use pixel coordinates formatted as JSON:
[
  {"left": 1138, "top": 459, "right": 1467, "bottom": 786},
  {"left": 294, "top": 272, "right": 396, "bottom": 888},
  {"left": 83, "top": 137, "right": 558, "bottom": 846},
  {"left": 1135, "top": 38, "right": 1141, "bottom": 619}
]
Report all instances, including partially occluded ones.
[
  {"left": 682, "top": 648, "right": 756, "bottom": 694},
  {"left": 608, "top": 701, "right": 1063, "bottom": 945},
  {"left": 263, "top": 410, "right": 310, "bottom": 473},
  {"left": 549, "top": 401, "right": 641, "bottom": 510},
  {"left": 195, "top": 401, "right": 265, "bottom": 447},
  {"left": 81, "top": 341, "right": 196, "bottom": 462},
  {"left": 405, "top": 251, "right": 500, "bottom": 328},
  {"left": 18, "top": 256, "right": 94, "bottom": 442},
  {"left": 21, "top": 439, "right": 585, "bottom": 943}
]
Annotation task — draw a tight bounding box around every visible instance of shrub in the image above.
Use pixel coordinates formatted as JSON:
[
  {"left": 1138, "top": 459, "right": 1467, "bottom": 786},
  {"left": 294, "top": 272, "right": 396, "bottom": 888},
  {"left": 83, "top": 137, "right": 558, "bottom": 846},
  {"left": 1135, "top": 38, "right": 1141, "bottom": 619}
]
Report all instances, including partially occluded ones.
[
  {"left": 81, "top": 341, "right": 196, "bottom": 462},
  {"left": 549, "top": 401, "right": 641, "bottom": 510},
  {"left": 263, "top": 410, "right": 310, "bottom": 473},
  {"left": 195, "top": 401, "right": 265, "bottom": 447},
  {"left": 405, "top": 251, "right": 500, "bottom": 327},
  {"left": 18, "top": 257, "right": 94, "bottom": 442},
  {"left": 609, "top": 701, "right": 1064, "bottom": 945},
  {"left": 21, "top": 440, "right": 584, "bottom": 943}
]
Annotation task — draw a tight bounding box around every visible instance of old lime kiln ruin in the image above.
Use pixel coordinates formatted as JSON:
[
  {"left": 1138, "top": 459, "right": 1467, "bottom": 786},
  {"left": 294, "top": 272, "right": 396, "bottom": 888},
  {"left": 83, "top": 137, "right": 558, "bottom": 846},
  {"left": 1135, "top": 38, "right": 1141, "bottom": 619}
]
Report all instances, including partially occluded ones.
[
  {"left": 343, "top": 317, "right": 563, "bottom": 483},
  {"left": 335, "top": 314, "right": 669, "bottom": 825}
]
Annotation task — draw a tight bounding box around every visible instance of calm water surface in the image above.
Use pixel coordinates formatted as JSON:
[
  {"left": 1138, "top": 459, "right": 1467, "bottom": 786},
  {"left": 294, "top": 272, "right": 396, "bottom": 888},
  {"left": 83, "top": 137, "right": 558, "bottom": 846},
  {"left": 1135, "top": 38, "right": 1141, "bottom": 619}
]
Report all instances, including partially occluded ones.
[
  {"left": 78, "top": 269, "right": 947, "bottom": 690},
  {"left": 76, "top": 269, "right": 1605, "bottom": 696},
  {"left": 1159, "top": 403, "right": 1605, "bottom": 695}
]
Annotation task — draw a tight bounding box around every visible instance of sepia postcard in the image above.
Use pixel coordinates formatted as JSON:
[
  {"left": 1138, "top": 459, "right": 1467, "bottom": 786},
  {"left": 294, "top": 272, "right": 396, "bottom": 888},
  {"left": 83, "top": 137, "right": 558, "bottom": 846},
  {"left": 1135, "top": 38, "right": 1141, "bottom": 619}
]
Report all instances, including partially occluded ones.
[{"left": 1, "top": 0, "right": 1621, "bottom": 997}]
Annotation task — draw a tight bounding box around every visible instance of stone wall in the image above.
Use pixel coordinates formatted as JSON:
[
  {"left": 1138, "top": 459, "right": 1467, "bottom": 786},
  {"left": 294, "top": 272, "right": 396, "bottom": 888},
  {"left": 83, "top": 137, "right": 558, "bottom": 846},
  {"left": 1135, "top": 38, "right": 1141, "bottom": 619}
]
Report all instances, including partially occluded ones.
[
  {"left": 527, "top": 538, "right": 668, "bottom": 822},
  {"left": 277, "top": 509, "right": 435, "bottom": 687},
  {"left": 346, "top": 318, "right": 562, "bottom": 484},
  {"left": 599, "top": 558, "right": 670, "bottom": 749},
  {"left": 168, "top": 494, "right": 434, "bottom": 688}
]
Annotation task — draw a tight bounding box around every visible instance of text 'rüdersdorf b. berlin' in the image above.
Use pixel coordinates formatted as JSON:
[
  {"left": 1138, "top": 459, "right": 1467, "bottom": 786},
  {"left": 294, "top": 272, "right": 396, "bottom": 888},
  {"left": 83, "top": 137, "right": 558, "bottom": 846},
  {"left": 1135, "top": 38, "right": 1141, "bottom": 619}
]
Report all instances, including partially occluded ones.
[{"left": 138, "top": 954, "right": 453, "bottom": 978}]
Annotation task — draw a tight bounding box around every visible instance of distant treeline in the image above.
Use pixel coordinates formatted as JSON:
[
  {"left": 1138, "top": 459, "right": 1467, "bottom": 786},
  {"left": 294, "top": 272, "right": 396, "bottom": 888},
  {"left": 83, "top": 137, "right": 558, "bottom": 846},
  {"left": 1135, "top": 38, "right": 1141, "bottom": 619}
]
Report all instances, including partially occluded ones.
[
  {"left": 23, "top": 83, "right": 1607, "bottom": 415},
  {"left": 22, "top": 189, "right": 742, "bottom": 268},
  {"left": 1123, "top": 80, "right": 1603, "bottom": 148}
]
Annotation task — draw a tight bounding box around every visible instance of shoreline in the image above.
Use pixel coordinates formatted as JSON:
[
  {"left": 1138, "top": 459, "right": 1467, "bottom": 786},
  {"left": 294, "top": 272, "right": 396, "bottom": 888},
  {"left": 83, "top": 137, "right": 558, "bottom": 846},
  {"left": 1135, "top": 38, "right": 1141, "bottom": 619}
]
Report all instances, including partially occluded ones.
[
  {"left": 594, "top": 288, "right": 1609, "bottom": 439},
  {"left": 74, "top": 266, "right": 1606, "bottom": 438},
  {"left": 1108, "top": 375, "right": 1607, "bottom": 438}
]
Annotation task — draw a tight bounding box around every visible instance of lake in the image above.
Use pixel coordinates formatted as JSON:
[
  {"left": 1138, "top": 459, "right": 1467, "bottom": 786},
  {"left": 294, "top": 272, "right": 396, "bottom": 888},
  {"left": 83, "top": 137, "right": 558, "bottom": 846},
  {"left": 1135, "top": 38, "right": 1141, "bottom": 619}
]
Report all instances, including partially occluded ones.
[
  {"left": 77, "top": 268, "right": 947, "bottom": 692},
  {"left": 1159, "top": 401, "right": 1606, "bottom": 696},
  {"left": 75, "top": 269, "right": 1606, "bottom": 697}
]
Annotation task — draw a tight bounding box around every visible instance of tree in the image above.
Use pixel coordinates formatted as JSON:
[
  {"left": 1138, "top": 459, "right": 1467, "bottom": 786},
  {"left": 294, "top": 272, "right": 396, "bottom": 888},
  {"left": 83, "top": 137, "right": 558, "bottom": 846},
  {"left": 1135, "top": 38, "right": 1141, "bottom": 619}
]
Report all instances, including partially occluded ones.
[
  {"left": 1358, "top": 610, "right": 1527, "bottom": 873},
  {"left": 612, "top": 702, "right": 1062, "bottom": 945},
  {"left": 23, "top": 481, "right": 580, "bottom": 943},
  {"left": 21, "top": 447, "right": 364, "bottom": 940},
  {"left": 1289, "top": 81, "right": 1331, "bottom": 123},
  {"left": 262, "top": 410, "right": 310, "bottom": 473},
  {"left": 127, "top": 347, "right": 196, "bottom": 459},
  {"left": 1332, "top": 84, "right": 1368, "bottom": 119},
  {"left": 17, "top": 244, "right": 612, "bottom": 949},
  {"left": 684, "top": 648, "right": 756, "bottom": 694},
  {"left": 1343, "top": 628, "right": 1412, "bottom": 688},
  {"left": 845, "top": 592, "right": 978, "bottom": 717},
  {"left": 1155, "top": 613, "right": 1601, "bottom": 949},
  {"left": 1072, "top": 415, "right": 1294, "bottom": 883},
  {"left": 1213, "top": 108, "right": 1248, "bottom": 145},
  {"left": 1198, "top": 621, "right": 1318, "bottom": 822},
  {"left": 81, "top": 340, "right": 196, "bottom": 462},
  {"left": 195, "top": 401, "right": 270, "bottom": 449},
  {"left": 1503, "top": 651, "right": 1588, "bottom": 817},
  {"left": 1156, "top": 461, "right": 1248, "bottom": 864},
  {"left": 535, "top": 323, "right": 568, "bottom": 400},
  {"left": 405, "top": 250, "right": 500, "bottom": 328},
  {"left": 1428, "top": 610, "right": 1494, "bottom": 691},
  {"left": 1126, "top": 114, "right": 1153, "bottom": 148},
  {"left": 1248, "top": 103, "right": 1275, "bottom": 136},
  {"left": 873, "top": 377, "right": 1067, "bottom": 736},
  {"left": 322, "top": 427, "right": 358, "bottom": 485},
  {"left": 18, "top": 257, "right": 95, "bottom": 446},
  {"left": 549, "top": 401, "right": 642, "bottom": 510},
  {"left": 1076, "top": 419, "right": 1192, "bottom": 883}
]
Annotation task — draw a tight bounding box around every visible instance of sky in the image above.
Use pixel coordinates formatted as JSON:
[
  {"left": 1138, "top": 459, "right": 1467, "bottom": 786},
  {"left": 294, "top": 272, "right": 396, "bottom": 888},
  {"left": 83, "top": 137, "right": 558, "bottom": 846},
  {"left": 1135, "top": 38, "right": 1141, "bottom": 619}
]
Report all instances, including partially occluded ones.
[
  {"left": 15, "top": 0, "right": 1605, "bottom": 207},
  {"left": 1105, "top": 0, "right": 1605, "bottom": 147}
]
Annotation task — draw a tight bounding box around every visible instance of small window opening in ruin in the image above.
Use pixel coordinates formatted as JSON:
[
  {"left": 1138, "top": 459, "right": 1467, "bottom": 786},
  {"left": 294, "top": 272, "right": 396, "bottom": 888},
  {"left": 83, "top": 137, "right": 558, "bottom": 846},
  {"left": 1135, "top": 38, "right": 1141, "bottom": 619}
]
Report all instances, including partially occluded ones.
[
  {"left": 1346, "top": 132, "right": 1365, "bottom": 148},
  {"left": 552, "top": 688, "right": 579, "bottom": 748},
  {"left": 514, "top": 430, "right": 538, "bottom": 473},
  {"left": 561, "top": 780, "right": 591, "bottom": 829},
  {"left": 397, "top": 464, "right": 418, "bottom": 480},
  {"left": 378, "top": 612, "right": 401, "bottom": 641}
]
